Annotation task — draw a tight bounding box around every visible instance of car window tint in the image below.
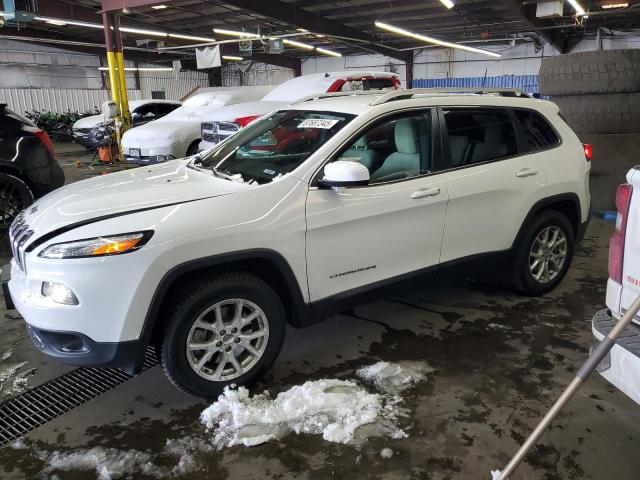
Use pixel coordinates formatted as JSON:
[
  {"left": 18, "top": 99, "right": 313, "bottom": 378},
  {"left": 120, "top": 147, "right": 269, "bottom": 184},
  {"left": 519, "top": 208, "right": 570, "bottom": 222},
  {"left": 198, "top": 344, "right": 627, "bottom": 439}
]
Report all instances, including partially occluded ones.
[
  {"left": 133, "top": 104, "right": 157, "bottom": 118},
  {"left": 514, "top": 109, "right": 560, "bottom": 152},
  {"left": 155, "top": 103, "right": 179, "bottom": 116},
  {"left": 0, "top": 110, "right": 25, "bottom": 137},
  {"left": 442, "top": 108, "right": 517, "bottom": 169},
  {"left": 334, "top": 111, "right": 432, "bottom": 185}
]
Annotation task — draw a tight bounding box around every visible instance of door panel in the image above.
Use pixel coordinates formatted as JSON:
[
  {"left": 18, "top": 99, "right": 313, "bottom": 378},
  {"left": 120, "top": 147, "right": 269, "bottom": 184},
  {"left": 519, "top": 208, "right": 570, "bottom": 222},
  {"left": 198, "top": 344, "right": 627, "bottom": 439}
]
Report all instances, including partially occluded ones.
[
  {"left": 440, "top": 159, "right": 548, "bottom": 263},
  {"left": 305, "top": 176, "right": 448, "bottom": 301}
]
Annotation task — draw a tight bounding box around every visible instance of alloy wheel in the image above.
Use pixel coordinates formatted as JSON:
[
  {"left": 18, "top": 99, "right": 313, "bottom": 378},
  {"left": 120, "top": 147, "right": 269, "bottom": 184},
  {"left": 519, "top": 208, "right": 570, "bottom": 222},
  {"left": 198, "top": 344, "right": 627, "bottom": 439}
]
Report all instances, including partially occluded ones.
[
  {"left": 528, "top": 226, "right": 568, "bottom": 284},
  {"left": 185, "top": 298, "right": 269, "bottom": 381}
]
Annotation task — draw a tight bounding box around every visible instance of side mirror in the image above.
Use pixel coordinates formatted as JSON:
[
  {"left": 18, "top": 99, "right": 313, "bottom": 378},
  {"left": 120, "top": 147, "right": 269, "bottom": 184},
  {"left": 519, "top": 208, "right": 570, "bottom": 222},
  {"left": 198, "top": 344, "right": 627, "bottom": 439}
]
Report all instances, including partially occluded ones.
[
  {"left": 102, "top": 101, "right": 117, "bottom": 119},
  {"left": 319, "top": 160, "right": 369, "bottom": 189}
]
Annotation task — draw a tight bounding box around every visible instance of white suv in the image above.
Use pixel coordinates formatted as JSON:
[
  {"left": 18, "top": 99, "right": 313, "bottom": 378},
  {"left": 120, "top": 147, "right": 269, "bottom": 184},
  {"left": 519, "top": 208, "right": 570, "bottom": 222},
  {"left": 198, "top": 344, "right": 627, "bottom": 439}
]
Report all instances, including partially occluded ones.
[{"left": 3, "top": 88, "right": 591, "bottom": 398}]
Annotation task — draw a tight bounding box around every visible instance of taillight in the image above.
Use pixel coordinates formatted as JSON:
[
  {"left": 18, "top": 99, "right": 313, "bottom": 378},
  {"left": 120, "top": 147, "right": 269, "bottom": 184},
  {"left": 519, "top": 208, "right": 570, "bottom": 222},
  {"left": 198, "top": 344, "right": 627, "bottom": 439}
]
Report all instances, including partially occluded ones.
[
  {"left": 23, "top": 125, "right": 56, "bottom": 159},
  {"left": 608, "top": 183, "right": 633, "bottom": 283},
  {"left": 234, "top": 115, "right": 261, "bottom": 127},
  {"left": 583, "top": 143, "right": 592, "bottom": 160}
]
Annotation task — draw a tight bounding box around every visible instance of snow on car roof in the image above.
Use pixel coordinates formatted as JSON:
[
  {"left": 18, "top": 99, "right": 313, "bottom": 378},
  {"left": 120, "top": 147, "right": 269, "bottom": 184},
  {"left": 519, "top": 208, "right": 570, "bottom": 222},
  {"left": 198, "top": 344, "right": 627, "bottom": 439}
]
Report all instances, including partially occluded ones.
[{"left": 262, "top": 70, "right": 399, "bottom": 103}]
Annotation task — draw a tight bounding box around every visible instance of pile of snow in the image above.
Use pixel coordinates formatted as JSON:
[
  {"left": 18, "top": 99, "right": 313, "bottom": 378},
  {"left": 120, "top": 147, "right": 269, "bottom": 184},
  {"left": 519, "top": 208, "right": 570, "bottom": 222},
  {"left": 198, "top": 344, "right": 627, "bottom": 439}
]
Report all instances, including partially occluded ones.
[
  {"left": 43, "top": 447, "right": 168, "bottom": 480},
  {"left": 200, "top": 378, "right": 407, "bottom": 448},
  {"left": 356, "top": 361, "right": 432, "bottom": 395}
]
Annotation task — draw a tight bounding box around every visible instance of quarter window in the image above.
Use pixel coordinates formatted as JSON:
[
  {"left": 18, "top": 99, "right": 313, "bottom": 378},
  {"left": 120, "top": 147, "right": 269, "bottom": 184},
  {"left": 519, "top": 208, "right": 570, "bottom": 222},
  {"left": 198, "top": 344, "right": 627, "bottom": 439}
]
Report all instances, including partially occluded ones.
[
  {"left": 441, "top": 108, "right": 517, "bottom": 168},
  {"left": 334, "top": 111, "right": 432, "bottom": 184},
  {"left": 514, "top": 109, "right": 560, "bottom": 152}
]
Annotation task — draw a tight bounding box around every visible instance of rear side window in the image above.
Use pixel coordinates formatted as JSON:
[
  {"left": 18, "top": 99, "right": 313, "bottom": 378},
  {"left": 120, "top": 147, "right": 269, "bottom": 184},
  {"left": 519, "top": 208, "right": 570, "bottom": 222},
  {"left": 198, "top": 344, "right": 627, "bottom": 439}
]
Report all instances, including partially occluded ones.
[
  {"left": 514, "top": 109, "right": 560, "bottom": 152},
  {"left": 0, "top": 109, "right": 29, "bottom": 137},
  {"left": 441, "top": 108, "right": 517, "bottom": 169}
]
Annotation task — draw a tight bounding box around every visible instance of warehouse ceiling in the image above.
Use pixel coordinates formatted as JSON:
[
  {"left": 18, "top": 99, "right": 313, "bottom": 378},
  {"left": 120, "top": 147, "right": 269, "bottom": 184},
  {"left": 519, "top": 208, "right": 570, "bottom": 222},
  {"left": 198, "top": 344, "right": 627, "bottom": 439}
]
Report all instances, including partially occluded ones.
[{"left": 2, "top": 0, "right": 640, "bottom": 66}]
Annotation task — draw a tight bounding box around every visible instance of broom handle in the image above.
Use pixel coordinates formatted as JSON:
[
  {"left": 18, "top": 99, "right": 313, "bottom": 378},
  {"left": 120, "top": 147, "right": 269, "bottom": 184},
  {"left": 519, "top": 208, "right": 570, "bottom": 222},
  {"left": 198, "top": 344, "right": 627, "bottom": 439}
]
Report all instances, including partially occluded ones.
[{"left": 499, "top": 294, "right": 640, "bottom": 480}]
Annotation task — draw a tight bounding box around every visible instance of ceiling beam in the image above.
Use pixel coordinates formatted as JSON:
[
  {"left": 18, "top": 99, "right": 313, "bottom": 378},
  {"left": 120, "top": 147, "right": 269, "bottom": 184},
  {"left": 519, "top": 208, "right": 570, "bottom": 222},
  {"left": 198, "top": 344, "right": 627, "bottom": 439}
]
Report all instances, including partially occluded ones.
[
  {"left": 220, "top": 0, "right": 406, "bottom": 60},
  {"left": 504, "top": 0, "right": 569, "bottom": 53}
]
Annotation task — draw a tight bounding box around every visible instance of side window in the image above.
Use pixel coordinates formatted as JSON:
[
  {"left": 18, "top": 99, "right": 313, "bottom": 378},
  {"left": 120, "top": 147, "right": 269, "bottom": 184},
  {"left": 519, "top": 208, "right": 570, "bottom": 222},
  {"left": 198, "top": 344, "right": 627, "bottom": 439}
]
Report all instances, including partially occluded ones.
[
  {"left": 514, "top": 109, "right": 560, "bottom": 152},
  {"left": 335, "top": 111, "right": 432, "bottom": 184},
  {"left": 155, "top": 103, "right": 179, "bottom": 116},
  {"left": 133, "top": 104, "right": 157, "bottom": 119},
  {"left": 441, "top": 108, "right": 517, "bottom": 169}
]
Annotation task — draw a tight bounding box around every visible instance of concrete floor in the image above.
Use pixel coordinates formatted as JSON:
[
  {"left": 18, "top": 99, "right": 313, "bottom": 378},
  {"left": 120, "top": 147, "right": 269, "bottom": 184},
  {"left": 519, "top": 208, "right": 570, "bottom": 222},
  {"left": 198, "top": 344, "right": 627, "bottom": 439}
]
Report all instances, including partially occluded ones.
[{"left": 0, "top": 143, "right": 639, "bottom": 479}]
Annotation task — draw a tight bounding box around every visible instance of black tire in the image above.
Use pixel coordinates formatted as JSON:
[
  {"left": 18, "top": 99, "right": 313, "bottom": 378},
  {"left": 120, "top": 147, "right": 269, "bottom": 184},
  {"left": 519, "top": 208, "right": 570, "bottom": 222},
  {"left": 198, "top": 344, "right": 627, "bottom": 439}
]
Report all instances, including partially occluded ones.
[
  {"left": 0, "top": 173, "right": 35, "bottom": 229},
  {"left": 539, "top": 49, "right": 640, "bottom": 96},
  {"left": 552, "top": 93, "right": 640, "bottom": 134},
  {"left": 161, "top": 272, "right": 286, "bottom": 398},
  {"left": 510, "top": 210, "right": 575, "bottom": 296},
  {"left": 185, "top": 140, "right": 200, "bottom": 157}
]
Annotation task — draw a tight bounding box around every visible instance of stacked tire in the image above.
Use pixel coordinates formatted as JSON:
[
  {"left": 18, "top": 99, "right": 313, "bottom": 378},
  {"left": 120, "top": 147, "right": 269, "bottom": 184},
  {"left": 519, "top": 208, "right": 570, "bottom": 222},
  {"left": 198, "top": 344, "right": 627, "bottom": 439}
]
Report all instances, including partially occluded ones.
[{"left": 539, "top": 49, "right": 640, "bottom": 210}]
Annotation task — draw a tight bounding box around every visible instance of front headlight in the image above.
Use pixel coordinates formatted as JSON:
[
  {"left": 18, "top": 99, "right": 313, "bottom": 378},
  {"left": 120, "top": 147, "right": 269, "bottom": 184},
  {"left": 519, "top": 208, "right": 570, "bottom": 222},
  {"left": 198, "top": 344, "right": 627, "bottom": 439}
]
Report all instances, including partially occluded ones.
[{"left": 39, "top": 231, "right": 153, "bottom": 259}]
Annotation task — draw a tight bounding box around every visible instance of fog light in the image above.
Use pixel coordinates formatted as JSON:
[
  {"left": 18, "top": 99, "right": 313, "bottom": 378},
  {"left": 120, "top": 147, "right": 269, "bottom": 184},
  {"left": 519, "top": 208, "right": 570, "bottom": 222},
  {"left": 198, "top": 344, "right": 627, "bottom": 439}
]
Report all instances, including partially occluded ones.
[{"left": 42, "top": 282, "right": 79, "bottom": 305}]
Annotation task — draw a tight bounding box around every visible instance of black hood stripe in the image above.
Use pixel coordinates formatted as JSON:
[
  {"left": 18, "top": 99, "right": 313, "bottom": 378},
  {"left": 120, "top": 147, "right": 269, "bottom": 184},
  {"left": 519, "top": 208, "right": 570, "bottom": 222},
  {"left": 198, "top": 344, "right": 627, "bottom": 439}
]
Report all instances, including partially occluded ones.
[{"left": 25, "top": 195, "right": 217, "bottom": 254}]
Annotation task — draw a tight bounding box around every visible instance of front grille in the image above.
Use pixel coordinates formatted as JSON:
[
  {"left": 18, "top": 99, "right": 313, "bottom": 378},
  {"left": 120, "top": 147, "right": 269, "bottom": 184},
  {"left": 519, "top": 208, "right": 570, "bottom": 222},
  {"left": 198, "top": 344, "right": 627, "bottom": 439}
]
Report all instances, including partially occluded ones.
[
  {"left": 0, "top": 347, "right": 159, "bottom": 445},
  {"left": 9, "top": 212, "right": 33, "bottom": 271}
]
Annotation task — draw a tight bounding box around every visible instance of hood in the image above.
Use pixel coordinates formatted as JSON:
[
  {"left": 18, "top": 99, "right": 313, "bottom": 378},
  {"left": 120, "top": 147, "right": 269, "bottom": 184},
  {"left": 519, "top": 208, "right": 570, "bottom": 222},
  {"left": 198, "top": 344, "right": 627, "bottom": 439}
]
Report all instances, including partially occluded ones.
[
  {"left": 73, "top": 114, "right": 106, "bottom": 130},
  {"left": 23, "top": 160, "right": 249, "bottom": 236},
  {"left": 121, "top": 119, "right": 199, "bottom": 149},
  {"left": 202, "top": 101, "right": 286, "bottom": 123}
]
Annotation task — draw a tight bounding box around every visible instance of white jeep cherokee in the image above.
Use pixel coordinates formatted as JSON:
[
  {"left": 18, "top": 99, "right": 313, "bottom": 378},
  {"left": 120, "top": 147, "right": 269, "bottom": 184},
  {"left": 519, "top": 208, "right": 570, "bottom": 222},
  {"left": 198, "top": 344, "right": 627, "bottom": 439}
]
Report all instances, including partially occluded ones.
[{"left": 3, "top": 88, "right": 591, "bottom": 398}]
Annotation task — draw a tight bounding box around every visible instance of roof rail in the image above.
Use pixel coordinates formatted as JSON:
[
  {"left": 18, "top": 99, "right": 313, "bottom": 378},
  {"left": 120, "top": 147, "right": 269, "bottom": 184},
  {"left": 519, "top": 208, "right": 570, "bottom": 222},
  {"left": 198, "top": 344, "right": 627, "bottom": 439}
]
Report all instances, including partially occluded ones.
[
  {"left": 370, "top": 87, "right": 534, "bottom": 106},
  {"left": 294, "top": 89, "right": 396, "bottom": 105}
]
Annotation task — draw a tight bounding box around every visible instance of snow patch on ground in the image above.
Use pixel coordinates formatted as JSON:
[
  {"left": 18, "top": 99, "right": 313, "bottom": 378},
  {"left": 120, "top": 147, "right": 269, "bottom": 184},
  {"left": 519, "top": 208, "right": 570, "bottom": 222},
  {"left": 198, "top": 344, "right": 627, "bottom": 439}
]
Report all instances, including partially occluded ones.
[
  {"left": 201, "top": 378, "right": 408, "bottom": 449},
  {"left": 380, "top": 447, "right": 394, "bottom": 458},
  {"left": 0, "top": 347, "right": 36, "bottom": 397},
  {"left": 43, "top": 447, "right": 169, "bottom": 480},
  {"left": 356, "top": 361, "right": 432, "bottom": 395}
]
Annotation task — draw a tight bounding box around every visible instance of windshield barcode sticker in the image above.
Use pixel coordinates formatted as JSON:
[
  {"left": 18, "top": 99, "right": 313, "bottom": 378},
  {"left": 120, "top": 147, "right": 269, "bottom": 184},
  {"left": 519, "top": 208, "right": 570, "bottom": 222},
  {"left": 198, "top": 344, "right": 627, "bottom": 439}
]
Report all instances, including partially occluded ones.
[{"left": 298, "top": 119, "right": 339, "bottom": 129}]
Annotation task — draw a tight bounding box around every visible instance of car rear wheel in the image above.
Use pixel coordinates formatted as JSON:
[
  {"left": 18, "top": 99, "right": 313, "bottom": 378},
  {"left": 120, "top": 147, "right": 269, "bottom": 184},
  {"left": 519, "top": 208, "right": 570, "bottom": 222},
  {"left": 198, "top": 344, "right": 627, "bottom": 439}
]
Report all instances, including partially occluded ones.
[
  {"left": 161, "top": 272, "right": 286, "bottom": 398},
  {"left": 510, "top": 210, "right": 575, "bottom": 295},
  {"left": 0, "top": 173, "right": 34, "bottom": 228}
]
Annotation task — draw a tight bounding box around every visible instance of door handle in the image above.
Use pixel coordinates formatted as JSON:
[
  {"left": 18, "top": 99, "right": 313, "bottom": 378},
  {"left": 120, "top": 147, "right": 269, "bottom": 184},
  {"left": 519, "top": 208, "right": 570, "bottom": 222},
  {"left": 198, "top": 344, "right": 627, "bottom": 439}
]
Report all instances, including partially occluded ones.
[
  {"left": 411, "top": 187, "right": 441, "bottom": 199},
  {"left": 516, "top": 168, "right": 538, "bottom": 178}
]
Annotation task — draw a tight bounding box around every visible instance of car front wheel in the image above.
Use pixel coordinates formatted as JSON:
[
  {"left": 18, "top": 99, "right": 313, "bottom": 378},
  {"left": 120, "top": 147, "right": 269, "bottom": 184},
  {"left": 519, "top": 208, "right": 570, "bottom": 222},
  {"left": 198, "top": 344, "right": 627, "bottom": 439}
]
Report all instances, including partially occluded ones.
[
  {"left": 510, "top": 210, "right": 575, "bottom": 295},
  {"left": 0, "top": 173, "right": 34, "bottom": 229},
  {"left": 161, "top": 273, "right": 286, "bottom": 398}
]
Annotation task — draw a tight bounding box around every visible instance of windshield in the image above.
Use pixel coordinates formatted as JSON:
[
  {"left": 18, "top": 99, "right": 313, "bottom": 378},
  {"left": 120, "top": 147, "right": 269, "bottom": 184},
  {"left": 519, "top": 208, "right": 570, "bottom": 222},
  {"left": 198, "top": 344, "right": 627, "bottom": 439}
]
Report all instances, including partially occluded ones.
[{"left": 194, "top": 110, "right": 355, "bottom": 185}]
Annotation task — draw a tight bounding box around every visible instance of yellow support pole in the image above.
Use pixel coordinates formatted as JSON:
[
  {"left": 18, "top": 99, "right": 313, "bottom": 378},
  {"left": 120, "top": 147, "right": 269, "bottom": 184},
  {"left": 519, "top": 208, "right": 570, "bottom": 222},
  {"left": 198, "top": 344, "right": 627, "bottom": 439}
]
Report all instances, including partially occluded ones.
[
  {"left": 105, "top": 51, "right": 121, "bottom": 118},
  {"left": 113, "top": 15, "right": 131, "bottom": 131},
  {"left": 115, "top": 51, "right": 131, "bottom": 130},
  {"left": 102, "top": 13, "right": 122, "bottom": 162}
]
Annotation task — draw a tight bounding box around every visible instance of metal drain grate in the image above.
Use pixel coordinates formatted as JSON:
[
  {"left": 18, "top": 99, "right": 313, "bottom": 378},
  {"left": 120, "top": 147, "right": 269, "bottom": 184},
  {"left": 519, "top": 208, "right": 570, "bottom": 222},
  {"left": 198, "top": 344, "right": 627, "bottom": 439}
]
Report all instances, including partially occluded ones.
[{"left": 0, "top": 347, "right": 159, "bottom": 446}]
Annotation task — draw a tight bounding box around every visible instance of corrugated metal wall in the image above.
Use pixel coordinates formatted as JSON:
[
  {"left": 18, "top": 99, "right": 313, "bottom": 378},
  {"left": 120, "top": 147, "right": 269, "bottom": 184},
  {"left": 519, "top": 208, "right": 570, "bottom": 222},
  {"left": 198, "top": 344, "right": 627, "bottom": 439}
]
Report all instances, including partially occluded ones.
[
  {"left": 221, "top": 62, "right": 294, "bottom": 87},
  {"left": 138, "top": 69, "right": 209, "bottom": 101},
  {"left": 0, "top": 88, "right": 141, "bottom": 116},
  {"left": 412, "top": 75, "right": 540, "bottom": 94}
]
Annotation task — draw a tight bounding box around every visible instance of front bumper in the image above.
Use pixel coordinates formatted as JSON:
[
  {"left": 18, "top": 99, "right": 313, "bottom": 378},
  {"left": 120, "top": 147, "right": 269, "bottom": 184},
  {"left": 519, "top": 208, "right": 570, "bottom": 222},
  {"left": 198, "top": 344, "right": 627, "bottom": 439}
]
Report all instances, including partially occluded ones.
[
  {"left": 26, "top": 324, "right": 142, "bottom": 373},
  {"left": 72, "top": 130, "right": 105, "bottom": 149},
  {"left": 592, "top": 308, "right": 640, "bottom": 405}
]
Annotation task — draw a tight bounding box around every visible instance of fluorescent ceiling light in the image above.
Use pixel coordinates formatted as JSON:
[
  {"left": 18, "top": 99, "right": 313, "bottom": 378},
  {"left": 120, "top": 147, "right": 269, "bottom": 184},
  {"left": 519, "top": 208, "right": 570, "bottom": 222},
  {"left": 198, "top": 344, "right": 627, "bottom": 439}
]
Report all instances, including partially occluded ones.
[
  {"left": 45, "top": 19, "right": 67, "bottom": 26},
  {"left": 34, "top": 15, "right": 104, "bottom": 29},
  {"left": 566, "top": 0, "right": 586, "bottom": 15},
  {"left": 222, "top": 55, "right": 243, "bottom": 61},
  {"left": 151, "top": 4, "right": 168, "bottom": 9},
  {"left": 439, "top": 0, "right": 455, "bottom": 8},
  {"left": 375, "top": 20, "right": 501, "bottom": 58},
  {"left": 283, "top": 38, "right": 315, "bottom": 50},
  {"left": 119, "top": 26, "right": 167, "bottom": 37},
  {"left": 296, "top": 28, "right": 309, "bottom": 33},
  {"left": 601, "top": 2, "right": 628, "bottom": 8},
  {"left": 315, "top": 47, "right": 342, "bottom": 57},
  {"left": 99, "top": 67, "right": 173, "bottom": 71},
  {"left": 168, "top": 33, "right": 216, "bottom": 42},
  {"left": 213, "top": 28, "right": 259, "bottom": 38}
]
